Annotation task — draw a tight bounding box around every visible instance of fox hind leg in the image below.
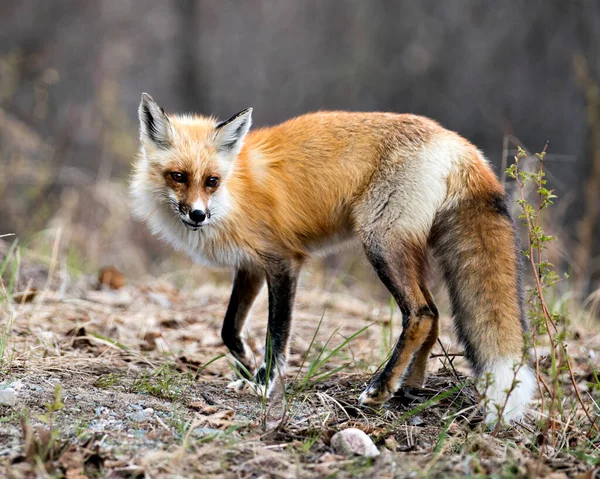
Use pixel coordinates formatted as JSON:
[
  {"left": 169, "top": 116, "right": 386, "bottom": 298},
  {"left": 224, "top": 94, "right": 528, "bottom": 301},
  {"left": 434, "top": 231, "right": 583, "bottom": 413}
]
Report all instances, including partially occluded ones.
[
  {"left": 359, "top": 236, "right": 436, "bottom": 405},
  {"left": 404, "top": 286, "right": 439, "bottom": 388}
]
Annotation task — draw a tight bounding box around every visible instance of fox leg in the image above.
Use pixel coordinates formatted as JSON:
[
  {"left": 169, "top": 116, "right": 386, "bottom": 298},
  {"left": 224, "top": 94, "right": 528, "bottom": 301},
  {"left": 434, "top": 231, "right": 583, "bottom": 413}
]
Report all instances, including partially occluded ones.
[
  {"left": 359, "top": 238, "right": 436, "bottom": 405},
  {"left": 249, "top": 258, "right": 301, "bottom": 396},
  {"left": 403, "top": 286, "right": 439, "bottom": 388},
  {"left": 221, "top": 268, "right": 265, "bottom": 377}
]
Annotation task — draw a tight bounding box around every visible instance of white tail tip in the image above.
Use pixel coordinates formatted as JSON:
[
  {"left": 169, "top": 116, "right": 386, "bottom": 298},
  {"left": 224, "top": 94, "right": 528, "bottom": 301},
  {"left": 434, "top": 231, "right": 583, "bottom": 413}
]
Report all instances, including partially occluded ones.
[{"left": 479, "top": 359, "right": 537, "bottom": 425}]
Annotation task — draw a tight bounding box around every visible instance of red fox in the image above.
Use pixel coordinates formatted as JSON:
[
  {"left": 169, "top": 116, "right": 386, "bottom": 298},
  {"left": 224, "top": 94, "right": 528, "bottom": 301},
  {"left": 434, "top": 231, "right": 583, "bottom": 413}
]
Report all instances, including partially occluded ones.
[{"left": 130, "top": 93, "right": 536, "bottom": 423}]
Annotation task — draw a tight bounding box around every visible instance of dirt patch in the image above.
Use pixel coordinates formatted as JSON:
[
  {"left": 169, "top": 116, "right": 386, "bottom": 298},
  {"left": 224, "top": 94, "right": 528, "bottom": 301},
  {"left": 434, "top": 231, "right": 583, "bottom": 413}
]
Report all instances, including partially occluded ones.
[{"left": 0, "top": 265, "right": 599, "bottom": 478}]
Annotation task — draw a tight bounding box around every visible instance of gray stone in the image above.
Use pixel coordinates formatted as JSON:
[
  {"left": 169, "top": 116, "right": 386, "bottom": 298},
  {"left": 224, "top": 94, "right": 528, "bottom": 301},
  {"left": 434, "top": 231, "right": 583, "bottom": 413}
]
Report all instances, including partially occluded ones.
[
  {"left": 0, "top": 388, "right": 16, "bottom": 407},
  {"left": 192, "top": 427, "right": 224, "bottom": 438},
  {"left": 409, "top": 415, "right": 424, "bottom": 426},
  {"left": 128, "top": 407, "right": 153, "bottom": 422},
  {"left": 330, "top": 428, "right": 380, "bottom": 458}
]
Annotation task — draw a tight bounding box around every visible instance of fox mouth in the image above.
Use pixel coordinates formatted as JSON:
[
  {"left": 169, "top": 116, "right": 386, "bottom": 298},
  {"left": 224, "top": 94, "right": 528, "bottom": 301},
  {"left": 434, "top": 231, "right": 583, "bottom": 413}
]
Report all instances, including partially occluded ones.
[{"left": 181, "top": 219, "right": 203, "bottom": 230}]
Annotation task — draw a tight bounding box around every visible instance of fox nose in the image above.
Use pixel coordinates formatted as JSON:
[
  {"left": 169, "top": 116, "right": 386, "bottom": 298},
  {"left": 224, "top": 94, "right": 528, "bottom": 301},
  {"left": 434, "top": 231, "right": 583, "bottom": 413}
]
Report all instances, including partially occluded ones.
[{"left": 189, "top": 209, "right": 206, "bottom": 223}]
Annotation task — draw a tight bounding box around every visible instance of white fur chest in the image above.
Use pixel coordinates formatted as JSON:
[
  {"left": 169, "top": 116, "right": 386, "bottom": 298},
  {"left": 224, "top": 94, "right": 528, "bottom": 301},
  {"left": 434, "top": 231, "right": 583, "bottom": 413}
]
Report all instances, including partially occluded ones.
[{"left": 148, "top": 208, "right": 252, "bottom": 268}]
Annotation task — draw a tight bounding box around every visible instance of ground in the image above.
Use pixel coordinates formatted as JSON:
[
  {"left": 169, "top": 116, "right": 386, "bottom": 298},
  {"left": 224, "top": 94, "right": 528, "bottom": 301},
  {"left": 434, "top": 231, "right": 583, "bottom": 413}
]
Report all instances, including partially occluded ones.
[{"left": 0, "top": 256, "right": 599, "bottom": 478}]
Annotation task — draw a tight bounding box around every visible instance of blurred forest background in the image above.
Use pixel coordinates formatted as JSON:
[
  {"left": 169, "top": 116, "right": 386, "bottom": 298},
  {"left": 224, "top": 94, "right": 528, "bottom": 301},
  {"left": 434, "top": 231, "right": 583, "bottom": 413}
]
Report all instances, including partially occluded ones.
[{"left": 1, "top": 1, "right": 600, "bottom": 306}]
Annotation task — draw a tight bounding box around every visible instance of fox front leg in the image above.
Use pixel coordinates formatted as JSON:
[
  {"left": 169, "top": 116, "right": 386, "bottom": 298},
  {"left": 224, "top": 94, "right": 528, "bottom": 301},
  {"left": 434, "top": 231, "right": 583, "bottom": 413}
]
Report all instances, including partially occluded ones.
[
  {"left": 228, "top": 258, "right": 301, "bottom": 397},
  {"left": 221, "top": 268, "right": 265, "bottom": 377},
  {"left": 253, "top": 259, "right": 301, "bottom": 396}
]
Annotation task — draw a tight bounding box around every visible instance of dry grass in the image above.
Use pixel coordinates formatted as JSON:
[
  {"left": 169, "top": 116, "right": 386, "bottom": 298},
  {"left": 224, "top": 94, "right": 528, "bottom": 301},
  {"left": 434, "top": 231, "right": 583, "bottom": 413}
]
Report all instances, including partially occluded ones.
[{"left": 0, "top": 239, "right": 599, "bottom": 478}]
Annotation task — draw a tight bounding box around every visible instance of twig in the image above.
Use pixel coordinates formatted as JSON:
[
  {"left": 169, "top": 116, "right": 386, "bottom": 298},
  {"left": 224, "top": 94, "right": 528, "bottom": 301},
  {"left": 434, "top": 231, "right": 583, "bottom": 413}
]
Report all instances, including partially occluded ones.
[
  {"left": 436, "top": 339, "right": 461, "bottom": 381},
  {"left": 429, "top": 352, "right": 464, "bottom": 359}
]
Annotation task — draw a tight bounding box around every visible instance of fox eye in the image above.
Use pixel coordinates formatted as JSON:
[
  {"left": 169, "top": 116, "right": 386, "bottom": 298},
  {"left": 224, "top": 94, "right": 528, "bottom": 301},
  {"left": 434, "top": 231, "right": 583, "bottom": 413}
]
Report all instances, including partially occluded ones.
[
  {"left": 205, "top": 176, "right": 219, "bottom": 188},
  {"left": 170, "top": 172, "right": 187, "bottom": 183}
]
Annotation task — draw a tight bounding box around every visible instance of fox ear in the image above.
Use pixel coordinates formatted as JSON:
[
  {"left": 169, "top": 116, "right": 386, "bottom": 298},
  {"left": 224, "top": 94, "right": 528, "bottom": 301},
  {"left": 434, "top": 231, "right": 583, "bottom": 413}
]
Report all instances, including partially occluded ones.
[
  {"left": 138, "top": 93, "right": 172, "bottom": 149},
  {"left": 214, "top": 108, "right": 253, "bottom": 157}
]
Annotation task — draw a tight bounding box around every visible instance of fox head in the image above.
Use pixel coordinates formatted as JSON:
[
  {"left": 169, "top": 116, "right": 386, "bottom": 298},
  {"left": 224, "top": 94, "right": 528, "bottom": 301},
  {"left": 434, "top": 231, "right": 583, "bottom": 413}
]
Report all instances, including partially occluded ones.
[{"left": 131, "top": 93, "right": 252, "bottom": 232}]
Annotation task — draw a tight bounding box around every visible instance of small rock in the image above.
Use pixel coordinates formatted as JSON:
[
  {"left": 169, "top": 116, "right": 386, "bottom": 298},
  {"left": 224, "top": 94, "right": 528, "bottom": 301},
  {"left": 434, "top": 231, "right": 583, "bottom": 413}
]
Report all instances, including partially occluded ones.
[
  {"left": 330, "top": 428, "right": 380, "bottom": 458},
  {"left": 0, "top": 388, "right": 16, "bottom": 406},
  {"left": 129, "top": 412, "right": 147, "bottom": 422},
  {"left": 409, "top": 415, "right": 424, "bottom": 426},
  {"left": 192, "top": 427, "right": 224, "bottom": 438},
  {"left": 10, "top": 380, "right": 24, "bottom": 391},
  {"left": 85, "top": 290, "right": 132, "bottom": 307},
  {"left": 128, "top": 407, "right": 154, "bottom": 422},
  {"left": 318, "top": 452, "right": 345, "bottom": 463},
  {"left": 384, "top": 435, "right": 400, "bottom": 451},
  {"left": 148, "top": 292, "right": 171, "bottom": 308}
]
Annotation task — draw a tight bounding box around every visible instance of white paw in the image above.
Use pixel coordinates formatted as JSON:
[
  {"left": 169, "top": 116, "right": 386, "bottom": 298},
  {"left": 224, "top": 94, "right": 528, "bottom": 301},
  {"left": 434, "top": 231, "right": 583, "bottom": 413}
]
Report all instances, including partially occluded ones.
[
  {"left": 225, "top": 378, "right": 269, "bottom": 397},
  {"left": 358, "top": 372, "right": 399, "bottom": 406},
  {"left": 247, "top": 381, "right": 269, "bottom": 397},
  {"left": 359, "top": 384, "right": 391, "bottom": 406},
  {"left": 226, "top": 378, "right": 249, "bottom": 392},
  {"left": 358, "top": 388, "right": 375, "bottom": 405}
]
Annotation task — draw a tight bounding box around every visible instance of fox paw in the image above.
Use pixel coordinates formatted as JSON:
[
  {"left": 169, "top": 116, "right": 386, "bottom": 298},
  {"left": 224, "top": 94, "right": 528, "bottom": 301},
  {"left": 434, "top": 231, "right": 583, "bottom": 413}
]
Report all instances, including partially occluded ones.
[
  {"left": 226, "top": 378, "right": 249, "bottom": 392},
  {"left": 225, "top": 378, "right": 269, "bottom": 398},
  {"left": 359, "top": 377, "right": 394, "bottom": 405}
]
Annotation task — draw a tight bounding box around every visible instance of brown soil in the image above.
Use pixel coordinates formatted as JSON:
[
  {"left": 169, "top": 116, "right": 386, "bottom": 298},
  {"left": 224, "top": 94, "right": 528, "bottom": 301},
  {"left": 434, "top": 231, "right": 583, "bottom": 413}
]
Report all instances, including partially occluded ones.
[{"left": 0, "top": 261, "right": 598, "bottom": 478}]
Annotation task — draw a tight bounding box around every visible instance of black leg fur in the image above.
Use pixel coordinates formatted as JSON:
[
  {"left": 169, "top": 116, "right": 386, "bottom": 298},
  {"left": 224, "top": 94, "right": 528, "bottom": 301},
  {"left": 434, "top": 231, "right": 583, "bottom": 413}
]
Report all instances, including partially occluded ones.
[
  {"left": 360, "top": 241, "right": 435, "bottom": 403},
  {"left": 222, "top": 268, "right": 265, "bottom": 376},
  {"left": 253, "top": 259, "right": 301, "bottom": 390}
]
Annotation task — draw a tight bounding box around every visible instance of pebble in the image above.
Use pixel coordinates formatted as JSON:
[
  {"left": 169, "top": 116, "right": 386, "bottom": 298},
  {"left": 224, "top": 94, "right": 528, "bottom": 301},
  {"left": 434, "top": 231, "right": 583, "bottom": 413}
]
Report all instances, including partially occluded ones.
[
  {"left": 128, "top": 407, "right": 154, "bottom": 422},
  {"left": 409, "top": 415, "right": 424, "bottom": 426},
  {"left": 0, "top": 388, "right": 16, "bottom": 406},
  {"left": 330, "top": 428, "right": 380, "bottom": 458},
  {"left": 147, "top": 292, "right": 171, "bottom": 308},
  {"left": 192, "top": 427, "right": 224, "bottom": 438}
]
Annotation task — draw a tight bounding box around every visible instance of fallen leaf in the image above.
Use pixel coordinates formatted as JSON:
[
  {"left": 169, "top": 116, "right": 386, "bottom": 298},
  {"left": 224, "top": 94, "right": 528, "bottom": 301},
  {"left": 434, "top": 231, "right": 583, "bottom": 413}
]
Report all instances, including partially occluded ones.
[
  {"left": 197, "top": 409, "right": 236, "bottom": 428},
  {"left": 13, "top": 288, "right": 37, "bottom": 303},
  {"left": 60, "top": 450, "right": 86, "bottom": 479},
  {"left": 140, "top": 331, "right": 160, "bottom": 351},
  {"left": 98, "top": 266, "right": 125, "bottom": 290},
  {"left": 188, "top": 401, "right": 218, "bottom": 415}
]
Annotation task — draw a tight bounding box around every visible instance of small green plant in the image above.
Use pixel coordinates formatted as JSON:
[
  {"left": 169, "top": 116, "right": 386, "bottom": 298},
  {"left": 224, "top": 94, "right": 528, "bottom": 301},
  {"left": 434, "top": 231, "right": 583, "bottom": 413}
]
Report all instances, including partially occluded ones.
[
  {"left": 294, "top": 321, "right": 371, "bottom": 393},
  {"left": 0, "top": 245, "right": 18, "bottom": 370},
  {"left": 0, "top": 238, "right": 19, "bottom": 290},
  {"left": 74, "top": 419, "right": 90, "bottom": 439},
  {"left": 0, "top": 313, "right": 14, "bottom": 371},
  {"left": 167, "top": 407, "right": 192, "bottom": 437},
  {"left": 38, "top": 384, "right": 64, "bottom": 425},
  {"left": 299, "top": 431, "right": 320, "bottom": 452},
  {"left": 20, "top": 385, "right": 68, "bottom": 472},
  {"left": 506, "top": 145, "right": 599, "bottom": 447},
  {"left": 0, "top": 410, "right": 19, "bottom": 424},
  {"left": 93, "top": 373, "right": 123, "bottom": 389},
  {"left": 131, "top": 364, "right": 192, "bottom": 401}
]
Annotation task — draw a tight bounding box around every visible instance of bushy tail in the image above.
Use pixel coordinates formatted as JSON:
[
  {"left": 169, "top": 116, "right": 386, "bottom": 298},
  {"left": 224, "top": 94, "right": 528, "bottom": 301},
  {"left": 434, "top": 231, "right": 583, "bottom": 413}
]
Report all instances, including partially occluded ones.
[{"left": 430, "top": 160, "right": 536, "bottom": 423}]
